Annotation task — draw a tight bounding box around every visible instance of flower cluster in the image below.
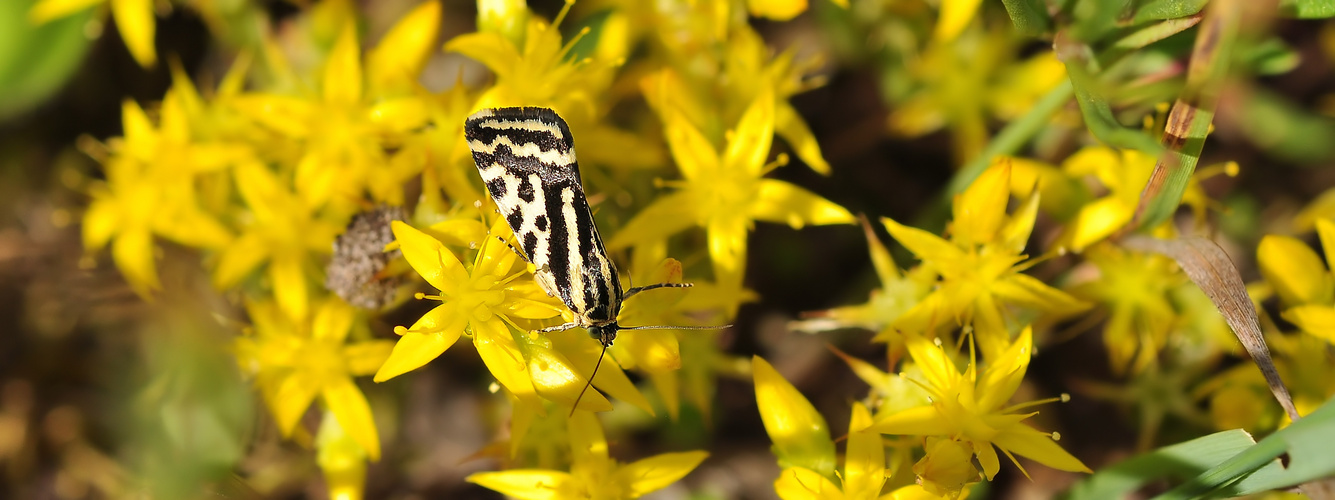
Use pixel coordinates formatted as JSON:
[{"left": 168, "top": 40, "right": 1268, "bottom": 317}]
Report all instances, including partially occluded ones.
[{"left": 50, "top": 0, "right": 1334, "bottom": 498}]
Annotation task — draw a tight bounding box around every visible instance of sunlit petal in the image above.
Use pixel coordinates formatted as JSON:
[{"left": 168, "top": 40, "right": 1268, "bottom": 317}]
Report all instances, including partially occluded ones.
[
  {"left": 616, "top": 451, "right": 710, "bottom": 497},
  {"left": 374, "top": 304, "right": 466, "bottom": 382},
  {"left": 753, "top": 356, "right": 836, "bottom": 477},
  {"left": 1258, "top": 234, "right": 1333, "bottom": 306},
  {"left": 110, "top": 0, "right": 156, "bottom": 67},
  {"left": 467, "top": 470, "right": 576, "bottom": 500},
  {"left": 322, "top": 376, "right": 381, "bottom": 461},
  {"left": 751, "top": 179, "right": 856, "bottom": 228}
]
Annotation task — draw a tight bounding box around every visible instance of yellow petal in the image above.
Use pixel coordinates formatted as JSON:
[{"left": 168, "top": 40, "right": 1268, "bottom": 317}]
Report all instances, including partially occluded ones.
[
  {"left": 842, "top": 402, "right": 886, "bottom": 497},
  {"left": 616, "top": 451, "right": 710, "bottom": 497},
  {"left": 324, "top": 22, "right": 363, "bottom": 104},
  {"left": 1257, "top": 234, "right": 1333, "bottom": 307},
  {"left": 367, "top": 0, "right": 441, "bottom": 94},
  {"left": 373, "top": 304, "right": 466, "bottom": 382},
  {"left": 476, "top": 0, "right": 528, "bottom": 45},
  {"left": 1066, "top": 197, "right": 1133, "bottom": 252},
  {"left": 1317, "top": 218, "right": 1335, "bottom": 270},
  {"left": 976, "top": 327, "right": 1031, "bottom": 411},
  {"left": 726, "top": 89, "right": 776, "bottom": 175},
  {"left": 316, "top": 412, "right": 368, "bottom": 500},
  {"left": 746, "top": 0, "right": 808, "bottom": 21},
  {"left": 213, "top": 232, "right": 270, "bottom": 289},
  {"left": 991, "top": 273, "right": 1089, "bottom": 315},
  {"left": 444, "top": 31, "right": 521, "bottom": 81},
  {"left": 121, "top": 99, "right": 154, "bottom": 146},
  {"left": 231, "top": 94, "right": 319, "bottom": 138},
  {"left": 343, "top": 341, "right": 395, "bottom": 376},
  {"left": 665, "top": 108, "right": 720, "bottom": 181},
  {"left": 368, "top": 98, "right": 430, "bottom": 133},
  {"left": 322, "top": 377, "right": 382, "bottom": 461},
  {"left": 773, "top": 466, "right": 841, "bottom": 500},
  {"left": 523, "top": 334, "right": 613, "bottom": 413},
  {"left": 775, "top": 102, "right": 830, "bottom": 175},
  {"left": 612, "top": 329, "right": 681, "bottom": 374},
  {"left": 953, "top": 160, "right": 1010, "bottom": 246},
  {"left": 708, "top": 217, "right": 750, "bottom": 281},
  {"left": 391, "top": 221, "right": 467, "bottom": 294},
  {"left": 881, "top": 217, "right": 965, "bottom": 264},
  {"left": 270, "top": 371, "right": 320, "bottom": 436},
  {"left": 1000, "top": 192, "right": 1041, "bottom": 254},
  {"left": 111, "top": 229, "right": 159, "bottom": 297},
  {"left": 473, "top": 318, "right": 543, "bottom": 409},
  {"left": 271, "top": 253, "right": 309, "bottom": 323},
  {"left": 933, "top": 0, "right": 983, "bottom": 41},
  {"left": 752, "top": 179, "right": 855, "bottom": 228},
  {"left": 867, "top": 403, "right": 951, "bottom": 436},
  {"left": 467, "top": 470, "right": 576, "bottom": 500},
  {"left": 29, "top": 0, "right": 104, "bottom": 24},
  {"left": 1281, "top": 305, "right": 1335, "bottom": 343},
  {"left": 753, "top": 356, "right": 836, "bottom": 476},
  {"left": 568, "top": 409, "right": 609, "bottom": 463},
  {"left": 152, "top": 205, "right": 233, "bottom": 249},
  {"left": 312, "top": 297, "right": 355, "bottom": 342},
  {"left": 82, "top": 196, "right": 120, "bottom": 251},
  {"left": 607, "top": 191, "right": 699, "bottom": 250},
  {"left": 548, "top": 330, "right": 652, "bottom": 414},
  {"left": 914, "top": 438, "right": 981, "bottom": 494},
  {"left": 992, "top": 425, "right": 1091, "bottom": 473},
  {"left": 110, "top": 0, "right": 156, "bottom": 67}
]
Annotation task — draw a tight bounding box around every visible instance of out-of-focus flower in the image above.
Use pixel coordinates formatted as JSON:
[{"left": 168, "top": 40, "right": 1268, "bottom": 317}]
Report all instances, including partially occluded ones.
[
  {"left": 30, "top": 0, "right": 157, "bottom": 67},
  {"left": 234, "top": 297, "right": 393, "bottom": 461},
  {"left": 468, "top": 411, "right": 708, "bottom": 499},
  {"left": 610, "top": 91, "right": 854, "bottom": 290},
  {"left": 82, "top": 97, "right": 243, "bottom": 297},
  {"left": 1258, "top": 220, "right": 1335, "bottom": 344},
  {"left": 884, "top": 162, "right": 1088, "bottom": 359},
  {"left": 869, "top": 328, "right": 1089, "bottom": 490},
  {"left": 1067, "top": 244, "right": 1184, "bottom": 375},
  {"left": 316, "top": 411, "right": 369, "bottom": 500}
]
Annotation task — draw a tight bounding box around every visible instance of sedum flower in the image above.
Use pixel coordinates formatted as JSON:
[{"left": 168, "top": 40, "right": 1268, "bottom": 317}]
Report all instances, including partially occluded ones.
[
  {"left": 30, "top": 0, "right": 157, "bottom": 67},
  {"left": 792, "top": 219, "right": 935, "bottom": 357},
  {"left": 757, "top": 355, "right": 893, "bottom": 500},
  {"left": 868, "top": 327, "right": 1090, "bottom": 486},
  {"left": 468, "top": 410, "right": 708, "bottom": 499},
  {"left": 1258, "top": 219, "right": 1335, "bottom": 344},
  {"left": 609, "top": 91, "right": 854, "bottom": 289},
  {"left": 375, "top": 219, "right": 651, "bottom": 413},
  {"left": 214, "top": 161, "right": 344, "bottom": 323},
  {"left": 1066, "top": 244, "right": 1184, "bottom": 375},
  {"left": 316, "top": 410, "right": 369, "bottom": 500},
  {"left": 233, "top": 16, "right": 435, "bottom": 211},
  {"left": 82, "top": 97, "right": 241, "bottom": 297},
  {"left": 883, "top": 162, "right": 1088, "bottom": 360},
  {"left": 233, "top": 297, "right": 393, "bottom": 461}
]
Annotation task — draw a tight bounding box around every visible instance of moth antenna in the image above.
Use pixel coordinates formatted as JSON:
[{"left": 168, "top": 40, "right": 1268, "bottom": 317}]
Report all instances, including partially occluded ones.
[
  {"left": 624, "top": 282, "right": 693, "bottom": 300},
  {"left": 570, "top": 343, "right": 608, "bottom": 417},
  {"left": 619, "top": 324, "right": 732, "bottom": 331}
]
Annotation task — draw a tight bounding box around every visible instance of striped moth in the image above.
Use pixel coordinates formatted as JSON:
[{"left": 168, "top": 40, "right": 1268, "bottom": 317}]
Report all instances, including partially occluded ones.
[{"left": 464, "top": 107, "right": 728, "bottom": 412}]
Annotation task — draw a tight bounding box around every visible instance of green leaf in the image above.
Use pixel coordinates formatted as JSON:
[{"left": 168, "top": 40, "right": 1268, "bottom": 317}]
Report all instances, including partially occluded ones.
[
  {"left": 1157, "top": 397, "right": 1335, "bottom": 498},
  {"left": 1070, "top": 0, "right": 1131, "bottom": 42},
  {"left": 1132, "top": 0, "right": 1209, "bottom": 22},
  {"left": 1279, "top": 0, "right": 1335, "bottom": 18},
  {"left": 1063, "top": 429, "right": 1269, "bottom": 500},
  {"left": 0, "top": 1, "right": 94, "bottom": 121},
  {"left": 1001, "top": 0, "right": 1051, "bottom": 36},
  {"left": 1237, "top": 87, "right": 1335, "bottom": 162},
  {"left": 1062, "top": 61, "right": 1164, "bottom": 155},
  {"left": 1240, "top": 38, "right": 1301, "bottom": 76},
  {"left": 1108, "top": 16, "right": 1202, "bottom": 52}
]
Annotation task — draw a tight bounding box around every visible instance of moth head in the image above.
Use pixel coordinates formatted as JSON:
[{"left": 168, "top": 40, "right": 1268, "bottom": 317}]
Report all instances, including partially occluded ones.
[{"left": 588, "top": 322, "right": 619, "bottom": 347}]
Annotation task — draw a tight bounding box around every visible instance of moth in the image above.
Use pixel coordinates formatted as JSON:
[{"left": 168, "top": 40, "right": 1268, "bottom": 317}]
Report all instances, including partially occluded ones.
[{"left": 464, "top": 106, "right": 727, "bottom": 411}]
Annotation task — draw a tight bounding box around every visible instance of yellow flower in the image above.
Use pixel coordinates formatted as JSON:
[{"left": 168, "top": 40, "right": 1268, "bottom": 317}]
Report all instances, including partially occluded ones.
[
  {"left": 376, "top": 219, "right": 652, "bottom": 413},
  {"left": 214, "top": 161, "right": 344, "bottom": 323},
  {"left": 82, "top": 97, "right": 240, "bottom": 297},
  {"left": 316, "top": 410, "right": 368, "bottom": 500},
  {"left": 883, "top": 162, "right": 1088, "bottom": 359},
  {"left": 1066, "top": 244, "right": 1184, "bottom": 375},
  {"left": 30, "top": 0, "right": 157, "bottom": 67},
  {"left": 233, "top": 17, "right": 435, "bottom": 211},
  {"left": 792, "top": 219, "right": 935, "bottom": 355},
  {"left": 446, "top": 4, "right": 663, "bottom": 172},
  {"left": 233, "top": 297, "right": 393, "bottom": 461},
  {"left": 868, "top": 327, "right": 1090, "bottom": 485},
  {"left": 757, "top": 356, "right": 890, "bottom": 500},
  {"left": 468, "top": 410, "right": 708, "bottom": 499},
  {"left": 1056, "top": 146, "right": 1234, "bottom": 252},
  {"left": 889, "top": 29, "right": 1064, "bottom": 164},
  {"left": 1259, "top": 220, "right": 1335, "bottom": 344},
  {"left": 609, "top": 91, "right": 854, "bottom": 288}
]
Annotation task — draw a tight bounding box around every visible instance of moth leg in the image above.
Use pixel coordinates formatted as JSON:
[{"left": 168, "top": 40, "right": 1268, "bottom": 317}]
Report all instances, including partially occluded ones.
[
  {"left": 533, "top": 264, "right": 560, "bottom": 298},
  {"left": 534, "top": 322, "right": 581, "bottom": 334},
  {"left": 495, "top": 236, "right": 530, "bottom": 263},
  {"left": 624, "top": 282, "right": 694, "bottom": 300}
]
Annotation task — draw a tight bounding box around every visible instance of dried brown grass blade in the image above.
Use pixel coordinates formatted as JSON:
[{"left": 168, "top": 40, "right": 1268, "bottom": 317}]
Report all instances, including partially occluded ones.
[{"left": 1121, "top": 234, "right": 1300, "bottom": 423}]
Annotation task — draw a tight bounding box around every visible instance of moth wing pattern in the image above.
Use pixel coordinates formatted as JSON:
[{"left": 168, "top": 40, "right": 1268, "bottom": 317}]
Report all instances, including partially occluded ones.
[{"left": 464, "top": 107, "right": 624, "bottom": 326}]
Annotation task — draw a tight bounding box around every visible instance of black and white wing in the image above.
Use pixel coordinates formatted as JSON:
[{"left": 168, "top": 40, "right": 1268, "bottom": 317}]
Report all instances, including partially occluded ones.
[{"left": 464, "top": 107, "right": 622, "bottom": 325}]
